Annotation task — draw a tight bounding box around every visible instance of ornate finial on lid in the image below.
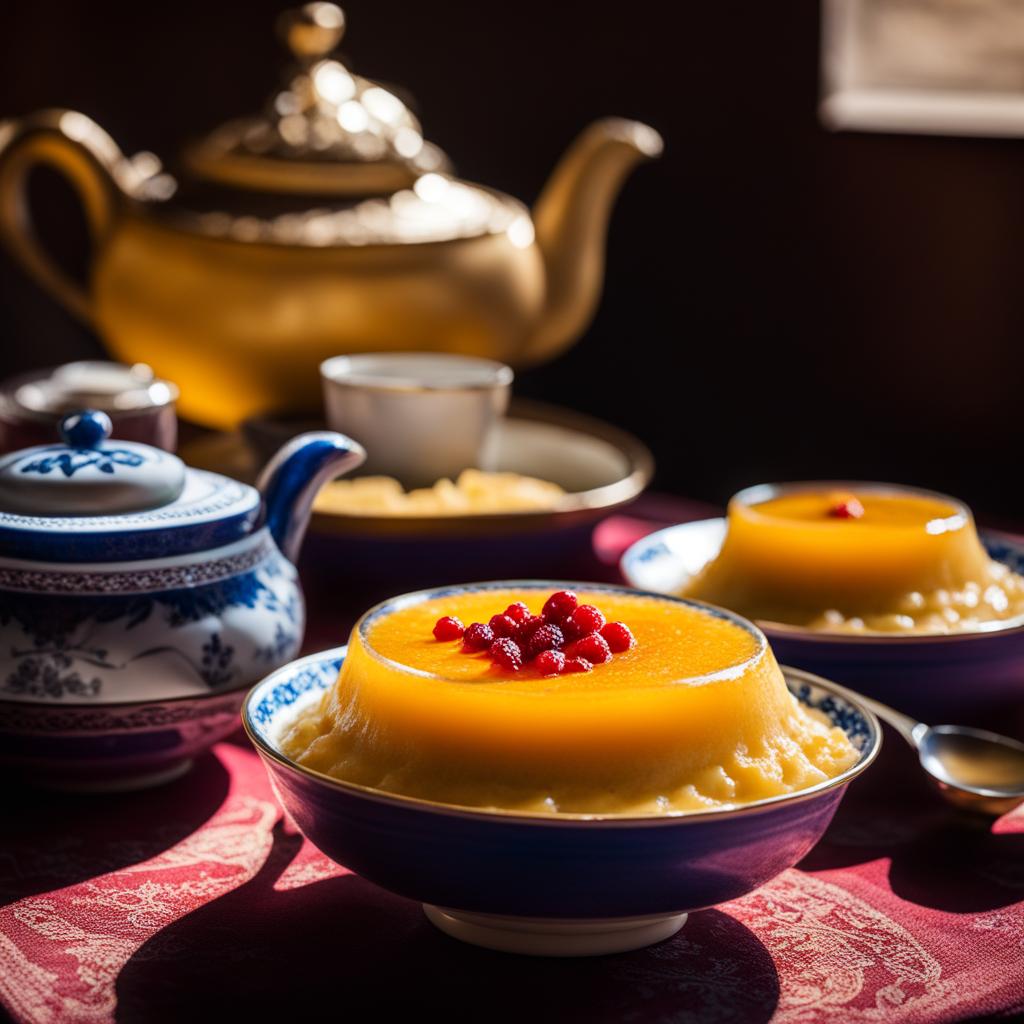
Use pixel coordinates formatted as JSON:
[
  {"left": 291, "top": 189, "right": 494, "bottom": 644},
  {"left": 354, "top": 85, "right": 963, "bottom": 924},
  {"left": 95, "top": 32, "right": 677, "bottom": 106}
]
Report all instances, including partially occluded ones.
[
  {"left": 183, "top": 4, "right": 450, "bottom": 196},
  {"left": 279, "top": 3, "right": 346, "bottom": 61},
  {"left": 59, "top": 409, "right": 113, "bottom": 450}
]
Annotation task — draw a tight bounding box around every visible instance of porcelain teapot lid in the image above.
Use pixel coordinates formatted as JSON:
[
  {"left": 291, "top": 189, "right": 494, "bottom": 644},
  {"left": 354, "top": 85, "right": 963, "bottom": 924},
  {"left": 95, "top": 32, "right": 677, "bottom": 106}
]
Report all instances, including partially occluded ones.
[
  {"left": 183, "top": 3, "right": 450, "bottom": 197},
  {"left": 0, "top": 410, "right": 259, "bottom": 563},
  {"left": 0, "top": 411, "right": 186, "bottom": 516}
]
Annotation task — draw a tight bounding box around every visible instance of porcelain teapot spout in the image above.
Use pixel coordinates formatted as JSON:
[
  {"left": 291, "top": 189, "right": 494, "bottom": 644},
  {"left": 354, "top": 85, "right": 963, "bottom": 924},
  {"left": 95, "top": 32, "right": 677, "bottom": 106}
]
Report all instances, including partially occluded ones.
[
  {"left": 258, "top": 432, "right": 366, "bottom": 564},
  {"left": 526, "top": 118, "right": 664, "bottom": 366}
]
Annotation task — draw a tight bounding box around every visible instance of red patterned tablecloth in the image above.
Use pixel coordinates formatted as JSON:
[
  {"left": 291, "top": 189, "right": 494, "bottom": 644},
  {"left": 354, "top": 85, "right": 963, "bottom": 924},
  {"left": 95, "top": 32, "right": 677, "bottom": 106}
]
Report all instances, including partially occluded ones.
[{"left": 2, "top": 496, "right": 1023, "bottom": 1024}]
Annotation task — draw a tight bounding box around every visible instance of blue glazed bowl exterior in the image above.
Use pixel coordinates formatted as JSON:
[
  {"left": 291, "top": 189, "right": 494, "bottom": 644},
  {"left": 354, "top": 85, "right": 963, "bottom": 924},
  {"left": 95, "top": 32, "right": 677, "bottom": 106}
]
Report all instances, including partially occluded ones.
[
  {"left": 767, "top": 624, "right": 1024, "bottom": 721},
  {"left": 621, "top": 521, "right": 1024, "bottom": 720},
  {"left": 245, "top": 647, "right": 879, "bottom": 920}
]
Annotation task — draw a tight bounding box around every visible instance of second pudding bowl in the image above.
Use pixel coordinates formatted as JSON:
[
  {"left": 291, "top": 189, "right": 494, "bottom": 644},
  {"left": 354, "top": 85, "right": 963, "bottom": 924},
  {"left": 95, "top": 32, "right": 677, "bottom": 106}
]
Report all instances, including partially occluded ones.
[
  {"left": 621, "top": 482, "right": 1024, "bottom": 718},
  {"left": 244, "top": 582, "right": 880, "bottom": 955}
]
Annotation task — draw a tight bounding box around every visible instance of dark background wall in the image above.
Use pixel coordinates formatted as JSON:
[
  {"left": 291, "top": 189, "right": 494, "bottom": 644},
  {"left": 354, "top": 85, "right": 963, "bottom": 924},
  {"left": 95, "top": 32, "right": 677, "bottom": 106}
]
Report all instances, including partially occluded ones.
[{"left": 1, "top": 0, "right": 1022, "bottom": 519}]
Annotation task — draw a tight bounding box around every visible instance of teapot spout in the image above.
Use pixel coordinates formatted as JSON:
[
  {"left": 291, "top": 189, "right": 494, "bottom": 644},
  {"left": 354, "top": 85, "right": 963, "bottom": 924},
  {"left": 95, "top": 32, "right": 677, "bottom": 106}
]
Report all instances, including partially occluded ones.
[
  {"left": 524, "top": 118, "right": 662, "bottom": 365},
  {"left": 257, "top": 432, "right": 366, "bottom": 563}
]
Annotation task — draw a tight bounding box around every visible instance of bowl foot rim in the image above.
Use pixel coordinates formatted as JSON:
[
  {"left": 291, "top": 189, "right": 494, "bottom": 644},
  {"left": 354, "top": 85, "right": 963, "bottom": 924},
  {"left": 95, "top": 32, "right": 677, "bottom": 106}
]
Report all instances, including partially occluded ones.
[{"left": 422, "top": 904, "right": 687, "bottom": 957}]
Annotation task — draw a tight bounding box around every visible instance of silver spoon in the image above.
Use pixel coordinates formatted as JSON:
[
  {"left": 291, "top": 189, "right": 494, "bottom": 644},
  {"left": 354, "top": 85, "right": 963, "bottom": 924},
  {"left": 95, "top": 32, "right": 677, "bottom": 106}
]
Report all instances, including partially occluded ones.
[{"left": 858, "top": 695, "right": 1024, "bottom": 816}]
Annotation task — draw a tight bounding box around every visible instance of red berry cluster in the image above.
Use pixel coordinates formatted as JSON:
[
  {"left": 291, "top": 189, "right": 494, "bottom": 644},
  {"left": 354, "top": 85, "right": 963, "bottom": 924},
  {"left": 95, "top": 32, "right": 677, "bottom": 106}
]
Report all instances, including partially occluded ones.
[{"left": 432, "top": 590, "right": 636, "bottom": 675}]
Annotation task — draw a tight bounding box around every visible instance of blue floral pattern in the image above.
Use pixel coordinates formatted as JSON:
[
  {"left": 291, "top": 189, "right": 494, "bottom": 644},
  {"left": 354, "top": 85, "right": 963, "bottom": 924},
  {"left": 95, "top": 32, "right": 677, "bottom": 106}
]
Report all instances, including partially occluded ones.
[
  {"left": 633, "top": 541, "right": 670, "bottom": 564},
  {"left": 19, "top": 446, "right": 146, "bottom": 477},
  {"left": 255, "top": 622, "right": 299, "bottom": 665},
  {"left": 4, "top": 650, "right": 101, "bottom": 700},
  {"left": 984, "top": 536, "right": 1024, "bottom": 575},
  {"left": 0, "top": 553, "right": 301, "bottom": 700},
  {"left": 790, "top": 679, "right": 873, "bottom": 751},
  {"left": 199, "top": 633, "right": 235, "bottom": 687},
  {"left": 251, "top": 656, "right": 339, "bottom": 728}
]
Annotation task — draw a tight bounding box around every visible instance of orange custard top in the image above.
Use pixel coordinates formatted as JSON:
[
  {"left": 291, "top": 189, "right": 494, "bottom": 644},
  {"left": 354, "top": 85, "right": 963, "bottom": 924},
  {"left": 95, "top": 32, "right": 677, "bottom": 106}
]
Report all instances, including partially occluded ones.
[
  {"left": 756, "top": 491, "right": 959, "bottom": 526},
  {"left": 280, "top": 587, "right": 859, "bottom": 815},
  {"left": 367, "top": 590, "right": 759, "bottom": 690},
  {"left": 682, "top": 485, "right": 1024, "bottom": 634}
]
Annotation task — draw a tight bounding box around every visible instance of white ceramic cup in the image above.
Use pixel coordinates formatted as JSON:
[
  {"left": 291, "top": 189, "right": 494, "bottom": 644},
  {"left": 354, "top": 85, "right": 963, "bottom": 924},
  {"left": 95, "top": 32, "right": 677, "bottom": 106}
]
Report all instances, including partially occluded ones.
[{"left": 320, "top": 353, "right": 513, "bottom": 488}]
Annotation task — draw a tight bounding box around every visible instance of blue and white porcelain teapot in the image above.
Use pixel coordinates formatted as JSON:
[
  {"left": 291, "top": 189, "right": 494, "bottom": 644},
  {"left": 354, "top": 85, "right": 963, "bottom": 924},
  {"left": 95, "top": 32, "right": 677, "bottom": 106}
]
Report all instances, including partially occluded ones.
[{"left": 0, "top": 410, "right": 364, "bottom": 704}]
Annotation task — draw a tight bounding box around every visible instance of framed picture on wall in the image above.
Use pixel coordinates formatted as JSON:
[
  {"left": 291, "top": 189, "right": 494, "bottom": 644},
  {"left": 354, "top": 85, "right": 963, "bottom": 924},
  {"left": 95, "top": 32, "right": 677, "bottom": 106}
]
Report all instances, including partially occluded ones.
[{"left": 821, "top": 0, "right": 1024, "bottom": 136}]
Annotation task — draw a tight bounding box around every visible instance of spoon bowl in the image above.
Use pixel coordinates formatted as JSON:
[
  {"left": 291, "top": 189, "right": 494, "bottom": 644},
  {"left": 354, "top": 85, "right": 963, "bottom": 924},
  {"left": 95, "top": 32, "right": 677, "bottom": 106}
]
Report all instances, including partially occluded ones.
[
  {"left": 859, "top": 696, "right": 1024, "bottom": 816},
  {"left": 917, "top": 725, "right": 1024, "bottom": 816}
]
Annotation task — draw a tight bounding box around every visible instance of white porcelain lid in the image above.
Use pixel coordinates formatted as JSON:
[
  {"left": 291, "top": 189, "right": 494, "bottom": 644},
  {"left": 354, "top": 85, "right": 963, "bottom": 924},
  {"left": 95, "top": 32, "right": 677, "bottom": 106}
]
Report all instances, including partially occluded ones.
[{"left": 0, "top": 410, "right": 186, "bottom": 516}]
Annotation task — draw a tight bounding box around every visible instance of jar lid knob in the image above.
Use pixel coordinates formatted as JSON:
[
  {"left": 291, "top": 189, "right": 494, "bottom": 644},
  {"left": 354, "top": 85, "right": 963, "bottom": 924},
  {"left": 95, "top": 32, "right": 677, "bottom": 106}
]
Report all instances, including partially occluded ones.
[{"left": 59, "top": 409, "right": 113, "bottom": 450}]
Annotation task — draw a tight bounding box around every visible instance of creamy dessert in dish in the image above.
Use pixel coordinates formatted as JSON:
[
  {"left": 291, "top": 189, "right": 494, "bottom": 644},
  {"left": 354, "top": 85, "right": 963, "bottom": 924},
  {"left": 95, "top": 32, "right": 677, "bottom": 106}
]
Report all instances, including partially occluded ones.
[
  {"left": 682, "top": 484, "right": 1024, "bottom": 635},
  {"left": 314, "top": 469, "right": 566, "bottom": 516},
  {"left": 280, "top": 586, "right": 858, "bottom": 815}
]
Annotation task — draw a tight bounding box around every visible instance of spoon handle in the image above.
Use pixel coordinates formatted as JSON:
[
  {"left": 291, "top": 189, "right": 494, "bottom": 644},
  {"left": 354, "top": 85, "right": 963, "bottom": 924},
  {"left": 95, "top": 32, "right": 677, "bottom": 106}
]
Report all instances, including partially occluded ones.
[{"left": 855, "top": 694, "right": 927, "bottom": 749}]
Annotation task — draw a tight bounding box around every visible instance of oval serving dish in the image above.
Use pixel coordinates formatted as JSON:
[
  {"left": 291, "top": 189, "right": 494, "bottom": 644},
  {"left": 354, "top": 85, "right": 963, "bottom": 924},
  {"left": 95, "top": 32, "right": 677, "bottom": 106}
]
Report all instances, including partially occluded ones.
[
  {"left": 621, "top": 518, "right": 1024, "bottom": 720},
  {"left": 244, "top": 647, "right": 879, "bottom": 957}
]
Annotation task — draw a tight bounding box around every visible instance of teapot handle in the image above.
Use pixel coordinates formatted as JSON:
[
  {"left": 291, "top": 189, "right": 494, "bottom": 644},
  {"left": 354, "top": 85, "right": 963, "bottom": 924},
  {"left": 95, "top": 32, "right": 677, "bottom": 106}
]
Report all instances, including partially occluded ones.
[{"left": 0, "top": 109, "right": 123, "bottom": 324}]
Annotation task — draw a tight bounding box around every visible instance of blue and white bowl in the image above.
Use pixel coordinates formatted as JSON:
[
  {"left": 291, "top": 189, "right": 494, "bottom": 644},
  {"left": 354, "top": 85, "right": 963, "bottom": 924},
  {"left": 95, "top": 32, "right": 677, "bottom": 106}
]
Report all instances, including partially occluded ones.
[
  {"left": 244, "top": 646, "right": 879, "bottom": 957},
  {"left": 621, "top": 518, "right": 1024, "bottom": 720}
]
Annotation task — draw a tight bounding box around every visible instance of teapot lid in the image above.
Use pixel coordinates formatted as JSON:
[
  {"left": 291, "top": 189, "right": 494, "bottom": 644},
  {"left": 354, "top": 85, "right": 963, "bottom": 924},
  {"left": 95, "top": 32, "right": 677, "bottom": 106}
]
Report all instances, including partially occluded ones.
[
  {"left": 183, "top": 3, "right": 450, "bottom": 197},
  {"left": 0, "top": 410, "right": 260, "bottom": 563},
  {"left": 0, "top": 411, "right": 186, "bottom": 516}
]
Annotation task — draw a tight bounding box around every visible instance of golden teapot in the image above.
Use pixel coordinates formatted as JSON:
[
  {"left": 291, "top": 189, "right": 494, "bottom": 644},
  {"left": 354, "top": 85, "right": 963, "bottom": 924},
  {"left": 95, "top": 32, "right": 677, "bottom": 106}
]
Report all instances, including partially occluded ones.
[{"left": 0, "top": 4, "right": 661, "bottom": 429}]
